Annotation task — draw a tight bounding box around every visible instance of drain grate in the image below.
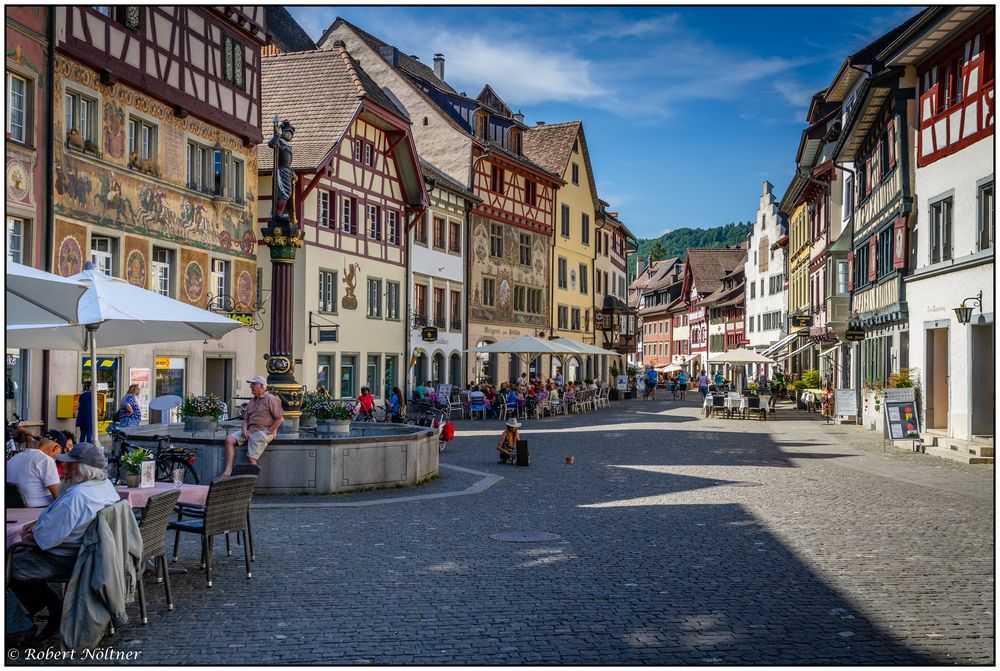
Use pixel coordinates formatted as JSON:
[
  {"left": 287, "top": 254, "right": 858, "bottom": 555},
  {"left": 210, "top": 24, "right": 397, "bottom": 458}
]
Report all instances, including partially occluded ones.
[{"left": 490, "top": 531, "right": 561, "bottom": 542}]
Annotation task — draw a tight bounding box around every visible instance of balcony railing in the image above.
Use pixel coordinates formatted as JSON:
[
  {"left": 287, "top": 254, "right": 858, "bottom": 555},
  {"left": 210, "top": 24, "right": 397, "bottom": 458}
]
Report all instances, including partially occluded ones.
[
  {"left": 450, "top": 319, "right": 462, "bottom": 330},
  {"left": 433, "top": 316, "right": 446, "bottom": 329}
]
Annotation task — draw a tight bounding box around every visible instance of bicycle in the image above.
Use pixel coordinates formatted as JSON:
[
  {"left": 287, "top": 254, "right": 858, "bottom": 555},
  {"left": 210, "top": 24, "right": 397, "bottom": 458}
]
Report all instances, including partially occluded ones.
[
  {"left": 107, "top": 426, "right": 200, "bottom": 485},
  {"left": 5, "top": 413, "right": 25, "bottom": 459}
]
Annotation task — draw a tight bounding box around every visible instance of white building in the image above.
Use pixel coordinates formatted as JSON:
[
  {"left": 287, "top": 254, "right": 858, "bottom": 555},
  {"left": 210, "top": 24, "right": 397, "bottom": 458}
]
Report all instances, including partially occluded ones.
[
  {"left": 744, "top": 181, "right": 787, "bottom": 363},
  {"left": 408, "top": 160, "right": 477, "bottom": 395},
  {"left": 883, "top": 6, "right": 994, "bottom": 458}
]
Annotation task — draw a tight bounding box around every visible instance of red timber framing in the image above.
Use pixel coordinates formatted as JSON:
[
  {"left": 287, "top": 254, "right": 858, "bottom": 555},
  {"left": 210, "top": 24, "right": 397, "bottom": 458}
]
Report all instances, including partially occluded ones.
[
  {"left": 268, "top": 102, "right": 426, "bottom": 268},
  {"left": 916, "top": 16, "right": 995, "bottom": 167},
  {"left": 56, "top": 6, "right": 264, "bottom": 144},
  {"left": 471, "top": 148, "right": 556, "bottom": 236}
]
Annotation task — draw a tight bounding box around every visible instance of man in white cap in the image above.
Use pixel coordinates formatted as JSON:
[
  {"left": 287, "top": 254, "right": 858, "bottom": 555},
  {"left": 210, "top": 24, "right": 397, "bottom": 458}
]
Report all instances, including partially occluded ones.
[
  {"left": 9, "top": 442, "right": 119, "bottom": 640},
  {"left": 222, "top": 375, "right": 283, "bottom": 476}
]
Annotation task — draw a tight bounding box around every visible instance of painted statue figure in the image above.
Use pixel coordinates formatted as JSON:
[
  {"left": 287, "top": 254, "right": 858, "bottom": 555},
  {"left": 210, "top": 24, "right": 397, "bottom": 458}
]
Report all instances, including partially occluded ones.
[
  {"left": 268, "top": 115, "right": 295, "bottom": 225},
  {"left": 342, "top": 262, "right": 361, "bottom": 310}
]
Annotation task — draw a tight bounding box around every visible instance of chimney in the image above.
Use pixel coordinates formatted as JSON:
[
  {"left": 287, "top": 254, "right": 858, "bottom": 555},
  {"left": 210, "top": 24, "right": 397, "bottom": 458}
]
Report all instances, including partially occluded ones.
[
  {"left": 535, "top": 121, "right": 545, "bottom": 126},
  {"left": 433, "top": 53, "right": 445, "bottom": 81},
  {"left": 378, "top": 45, "right": 399, "bottom": 67},
  {"left": 513, "top": 110, "right": 524, "bottom": 124}
]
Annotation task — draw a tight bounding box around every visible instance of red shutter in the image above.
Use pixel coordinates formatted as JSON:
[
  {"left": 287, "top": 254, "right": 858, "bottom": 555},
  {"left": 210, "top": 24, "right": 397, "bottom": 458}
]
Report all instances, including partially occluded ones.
[
  {"left": 892, "top": 216, "right": 907, "bottom": 269},
  {"left": 847, "top": 251, "right": 855, "bottom": 291},
  {"left": 887, "top": 119, "right": 897, "bottom": 169},
  {"left": 868, "top": 235, "right": 878, "bottom": 281},
  {"left": 865, "top": 157, "right": 873, "bottom": 196}
]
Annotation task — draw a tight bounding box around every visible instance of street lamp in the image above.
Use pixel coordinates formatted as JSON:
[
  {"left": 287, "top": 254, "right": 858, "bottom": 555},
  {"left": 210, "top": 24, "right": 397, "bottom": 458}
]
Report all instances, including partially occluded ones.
[{"left": 954, "top": 290, "right": 983, "bottom": 325}]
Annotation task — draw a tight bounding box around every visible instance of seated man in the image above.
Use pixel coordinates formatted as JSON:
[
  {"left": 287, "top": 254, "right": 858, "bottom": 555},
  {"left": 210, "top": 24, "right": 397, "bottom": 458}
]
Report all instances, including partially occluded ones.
[
  {"left": 223, "top": 376, "right": 284, "bottom": 477},
  {"left": 8, "top": 443, "right": 119, "bottom": 641},
  {"left": 6, "top": 433, "right": 62, "bottom": 507}
]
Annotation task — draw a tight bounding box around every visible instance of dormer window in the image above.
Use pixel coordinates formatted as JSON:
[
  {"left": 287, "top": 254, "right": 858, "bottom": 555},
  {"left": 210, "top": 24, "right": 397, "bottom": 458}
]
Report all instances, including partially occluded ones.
[
  {"left": 510, "top": 127, "right": 522, "bottom": 155},
  {"left": 476, "top": 109, "right": 488, "bottom": 141}
]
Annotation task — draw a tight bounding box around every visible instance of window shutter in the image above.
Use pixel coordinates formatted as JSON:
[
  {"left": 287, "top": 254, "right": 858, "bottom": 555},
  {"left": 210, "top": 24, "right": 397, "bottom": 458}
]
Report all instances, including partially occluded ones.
[
  {"left": 865, "top": 157, "right": 872, "bottom": 196},
  {"left": 892, "top": 216, "right": 907, "bottom": 269},
  {"left": 867, "top": 236, "right": 878, "bottom": 281},
  {"left": 890, "top": 120, "right": 899, "bottom": 167},
  {"left": 847, "top": 251, "right": 854, "bottom": 291}
]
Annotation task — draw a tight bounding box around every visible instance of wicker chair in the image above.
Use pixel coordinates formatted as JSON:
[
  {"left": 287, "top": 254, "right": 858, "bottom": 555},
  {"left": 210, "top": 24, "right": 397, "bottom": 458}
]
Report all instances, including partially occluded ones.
[
  {"left": 746, "top": 395, "right": 767, "bottom": 421},
  {"left": 135, "top": 489, "right": 181, "bottom": 624},
  {"left": 5, "top": 482, "right": 27, "bottom": 508},
  {"left": 168, "top": 475, "right": 256, "bottom": 588}
]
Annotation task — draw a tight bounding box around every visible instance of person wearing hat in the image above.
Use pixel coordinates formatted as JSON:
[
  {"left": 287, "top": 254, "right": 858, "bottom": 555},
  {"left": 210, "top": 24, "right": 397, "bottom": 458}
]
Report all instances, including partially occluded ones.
[
  {"left": 6, "top": 433, "right": 62, "bottom": 507},
  {"left": 9, "top": 443, "right": 119, "bottom": 640},
  {"left": 222, "top": 375, "right": 284, "bottom": 476},
  {"left": 496, "top": 418, "right": 520, "bottom": 464}
]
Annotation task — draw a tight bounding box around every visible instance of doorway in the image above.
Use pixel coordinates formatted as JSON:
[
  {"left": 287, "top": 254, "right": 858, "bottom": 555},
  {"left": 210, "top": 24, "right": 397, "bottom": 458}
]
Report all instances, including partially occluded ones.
[
  {"left": 925, "top": 328, "right": 948, "bottom": 430},
  {"left": 970, "top": 324, "right": 994, "bottom": 436},
  {"left": 204, "top": 357, "right": 233, "bottom": 419}
]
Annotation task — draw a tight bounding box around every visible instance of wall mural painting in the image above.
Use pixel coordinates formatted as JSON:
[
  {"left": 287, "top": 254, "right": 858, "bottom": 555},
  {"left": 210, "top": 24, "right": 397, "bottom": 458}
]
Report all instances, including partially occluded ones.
[
  {"left": 126, "top": 250, "right": 147, "bottom": 287},
  {"left": 232, "top": 259, "right": 258, "bottom": 310},
  {"left": 102, "top": 100, "right": 127, "bottom": 160},
  {"left": 52, "top": 220, "right": 88, "bottom": 277},
  {"left": 184, "top": 262, "right": 205, "bottom": 304},
  {"left": 179, "top": 248, "right": 208, "bottom": 307},
  {"left": 236, "top": 270, "right": 254, "bottom": 306},
  {"left": 495, "top": 268, "right": 514, "bottom": 322}
]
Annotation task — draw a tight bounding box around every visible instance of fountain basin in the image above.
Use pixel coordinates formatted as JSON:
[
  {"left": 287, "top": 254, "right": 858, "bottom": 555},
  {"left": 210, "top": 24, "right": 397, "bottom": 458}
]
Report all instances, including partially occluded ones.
[{"left": 120, "top": 422, "right": 439, "bottom": 494}]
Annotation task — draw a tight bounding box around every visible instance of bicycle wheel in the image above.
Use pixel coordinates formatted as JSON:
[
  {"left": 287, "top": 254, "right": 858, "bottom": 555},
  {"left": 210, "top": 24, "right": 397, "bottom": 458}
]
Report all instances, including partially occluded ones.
[{"left": 155, "top": 456, "right": 200, "bottom": 484}]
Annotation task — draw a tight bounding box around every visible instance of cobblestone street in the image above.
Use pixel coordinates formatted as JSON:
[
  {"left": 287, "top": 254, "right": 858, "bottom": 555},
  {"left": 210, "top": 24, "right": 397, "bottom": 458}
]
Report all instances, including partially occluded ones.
[{"left": 15, "top": 399, "right": 994, "bottom": 665}]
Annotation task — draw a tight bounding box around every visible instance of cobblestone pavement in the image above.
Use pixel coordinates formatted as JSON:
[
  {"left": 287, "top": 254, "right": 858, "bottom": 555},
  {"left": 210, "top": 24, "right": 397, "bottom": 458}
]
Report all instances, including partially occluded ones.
[{"left": 10, "top": 398, "right": 994, "bottom": 665}]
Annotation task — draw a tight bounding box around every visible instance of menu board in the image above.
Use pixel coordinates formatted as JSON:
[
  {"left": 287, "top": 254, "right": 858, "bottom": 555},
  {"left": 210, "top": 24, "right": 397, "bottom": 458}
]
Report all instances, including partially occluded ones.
[
  {"left": 616, "top": 375, "right": 629, "bottom": 391},
  {"left": 884, "top": 399, "right": 921, "bottom": 441},
  {"left": 834, "top": 389, "right": 857, "bottom": 417},
  {"left": 139, "top": 459, "right": 156, "bottom": 488}
]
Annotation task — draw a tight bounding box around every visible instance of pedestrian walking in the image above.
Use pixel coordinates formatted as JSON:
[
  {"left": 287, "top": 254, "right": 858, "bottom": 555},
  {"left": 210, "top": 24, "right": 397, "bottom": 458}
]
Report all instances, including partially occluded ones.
[
  {"left": 646, "top": 367, "right": 658, "bottom": 400},
  {"left": 118, "top": 384, "right": 142, "bottom": 427},
  {"left": 697, "top": 370, "right": 710, "bottom": 398},
  {"left": 75, "top": 382, "right": 94, "bottom": 444},
  {"left": 677, "top": 371, "right": 689, "bottom": 400}
]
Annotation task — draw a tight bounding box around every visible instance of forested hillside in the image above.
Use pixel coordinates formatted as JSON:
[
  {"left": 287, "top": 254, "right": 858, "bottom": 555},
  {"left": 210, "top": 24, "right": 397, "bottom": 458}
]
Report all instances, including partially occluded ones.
[{"left": 635, "top": 222, "right": 752, "bottom": 262}]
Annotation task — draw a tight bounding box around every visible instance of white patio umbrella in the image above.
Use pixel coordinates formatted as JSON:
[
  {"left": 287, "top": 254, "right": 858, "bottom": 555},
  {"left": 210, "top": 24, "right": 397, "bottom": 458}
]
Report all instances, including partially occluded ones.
[
  {"left": 5, "top": 261, "right": 88, "bottom": 327},
  {"left": 6, "top": 264, "right": 242, "bottom": 439},
  {"left": 548, "top": 337, "right": 611, "bottom": 356},
  {"left": 465, "top": 335, "right": 579, "bottom": 377},
  {"left": 657, "top": 363, "right": 683, "bottom": 373},
  {"left": 707, "top": 348, "right": 775, "bottom": 365}
]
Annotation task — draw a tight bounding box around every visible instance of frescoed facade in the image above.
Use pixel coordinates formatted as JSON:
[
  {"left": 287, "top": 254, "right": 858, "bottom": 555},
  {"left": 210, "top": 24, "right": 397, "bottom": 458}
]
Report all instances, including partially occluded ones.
[
  {"left": 256, "top": 46, "right": 427, "bottom": 401},
  {"left": 44, "top": 6, "right": 266, "bottom": 429},
  {"left": 884, "top": 6, "right": 994, "bottom": 450},
  {"left": 6, "top": 6, "right": 49, "bottom": 423}
]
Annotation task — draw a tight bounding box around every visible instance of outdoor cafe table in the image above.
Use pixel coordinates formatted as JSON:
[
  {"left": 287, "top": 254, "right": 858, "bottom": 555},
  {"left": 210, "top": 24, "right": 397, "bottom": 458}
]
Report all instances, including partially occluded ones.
[
  {"left": 116, "top": 482, "right": 209, "bottom": 509},
  {"left": 725, "top": 395, "right": 748, "bottom": 417},
  {"left": 6, "top": 508, "right": 43, "bottom": 548}
]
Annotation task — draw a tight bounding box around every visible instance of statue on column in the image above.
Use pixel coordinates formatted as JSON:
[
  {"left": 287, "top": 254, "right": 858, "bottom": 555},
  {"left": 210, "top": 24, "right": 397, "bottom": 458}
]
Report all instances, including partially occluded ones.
[{"left": 268, "top": 114, "right": 296, "bottom": 229}]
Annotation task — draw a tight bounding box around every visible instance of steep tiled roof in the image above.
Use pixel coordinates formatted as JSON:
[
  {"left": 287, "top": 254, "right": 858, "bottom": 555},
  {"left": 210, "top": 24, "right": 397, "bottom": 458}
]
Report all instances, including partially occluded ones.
[
  {"left": 420, "top": 158, "right": 478, "bottom": 199},
  {"left": 319, "top": 18, "right": 456, "bottom": 94},
  {"left": 259, "top": 47, "right": 403, "bottom": 171},
  {"left": 685, "top": 248, "right": 747, "bottom": 296},
  {"left": 523, "top": 121, "right": 580, "bottom": 175},
  {"left": 265, "top": 7, "right": 316, "bottom": 53}
]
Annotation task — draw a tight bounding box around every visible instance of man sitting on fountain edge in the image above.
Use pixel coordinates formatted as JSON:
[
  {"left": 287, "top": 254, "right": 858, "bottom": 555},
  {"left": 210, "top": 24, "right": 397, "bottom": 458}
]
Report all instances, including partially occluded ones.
[{"left": 222, "top": 375, "right": 284, "bottom": 477}]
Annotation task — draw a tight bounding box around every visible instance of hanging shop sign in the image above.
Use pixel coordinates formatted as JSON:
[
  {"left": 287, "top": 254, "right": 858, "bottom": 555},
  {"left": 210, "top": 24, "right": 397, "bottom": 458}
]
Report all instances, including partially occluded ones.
[
  {"left": 421, "top": 326, "right": 438, "bottom": 342},
  {"left": 845, "top": 324, "right": 866, "bottom": 341},
  {"left": 82, "top": 357, "right": 119, "bottom": 370}
]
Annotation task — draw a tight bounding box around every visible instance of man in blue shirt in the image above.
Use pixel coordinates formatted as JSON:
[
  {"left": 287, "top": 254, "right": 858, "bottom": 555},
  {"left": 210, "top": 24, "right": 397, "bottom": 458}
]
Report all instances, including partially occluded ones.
[
  {"left": 677, "top": 371, "right": 689, "bottom": 400},
  {"left": 9, "top": 443, "right": 119, "bottom": 640},
  {"left": 646, "top": 368, "right": 658, "bottom": 400}
]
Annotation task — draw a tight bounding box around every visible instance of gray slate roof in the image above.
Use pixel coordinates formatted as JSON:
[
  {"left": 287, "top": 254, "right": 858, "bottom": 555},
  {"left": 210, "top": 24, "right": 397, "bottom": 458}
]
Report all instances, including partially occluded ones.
[{"left": 266, "top": 7, "right": 316, "bottom": 53}]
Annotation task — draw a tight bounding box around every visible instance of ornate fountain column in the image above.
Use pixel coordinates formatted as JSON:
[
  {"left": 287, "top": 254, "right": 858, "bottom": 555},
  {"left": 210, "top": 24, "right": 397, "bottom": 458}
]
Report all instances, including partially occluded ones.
[{"left": 262, "top": 115, "right": 304, "bottom": 431}]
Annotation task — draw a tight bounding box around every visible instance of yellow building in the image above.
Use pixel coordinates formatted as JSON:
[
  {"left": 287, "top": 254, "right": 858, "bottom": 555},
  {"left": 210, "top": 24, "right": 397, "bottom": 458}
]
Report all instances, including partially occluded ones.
[
  {"left": 779, "top": 190, "right": 811, "bottom": 375},
  {"left": 524, "top": 121, "right": 599, "bottom": 382}
]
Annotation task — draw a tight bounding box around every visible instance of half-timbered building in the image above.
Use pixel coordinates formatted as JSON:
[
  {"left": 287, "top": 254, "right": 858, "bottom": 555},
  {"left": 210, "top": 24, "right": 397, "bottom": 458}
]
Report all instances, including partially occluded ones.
[
  {"left": 257, "top": 46, "right": 427, "bottom": 401},
  {"left": 682, "top": 248, "right": 746, "bottom": 378},
  {"left": 595, "top": 200, "right": 637, "bottom": 379},
  {"left": 638, "top": 258, "right": 682, "bottom": 369},
  {"left": 45, "top": 6, "right": 266, "bottom": 429},
  {"left": 317, "top": 19, "right": 562, "bottom": 386},
  {"left": 882, "top": 6, "right": 994, "bottom": 455},
  {"left": 6, "top": 6, "right": 49, "bottom": 425}
]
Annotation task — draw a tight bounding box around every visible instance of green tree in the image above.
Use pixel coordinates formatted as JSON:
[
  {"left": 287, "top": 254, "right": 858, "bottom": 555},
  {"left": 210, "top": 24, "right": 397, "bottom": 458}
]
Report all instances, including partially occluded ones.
[{"left": 649, "top": 241, "right": 667, "bottom": 260}]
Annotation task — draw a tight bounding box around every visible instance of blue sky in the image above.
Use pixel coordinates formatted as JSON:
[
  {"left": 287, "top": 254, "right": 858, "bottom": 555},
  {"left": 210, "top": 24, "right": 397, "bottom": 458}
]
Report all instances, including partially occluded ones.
[{"left": 290, "top": 5, "right": 923, "bottom": 240}]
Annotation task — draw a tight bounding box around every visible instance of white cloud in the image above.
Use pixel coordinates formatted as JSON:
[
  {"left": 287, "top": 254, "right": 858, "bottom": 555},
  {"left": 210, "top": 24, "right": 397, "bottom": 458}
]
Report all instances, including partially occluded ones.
[{"left": 433, "top": 32, "right": 607, "bottom": 105}]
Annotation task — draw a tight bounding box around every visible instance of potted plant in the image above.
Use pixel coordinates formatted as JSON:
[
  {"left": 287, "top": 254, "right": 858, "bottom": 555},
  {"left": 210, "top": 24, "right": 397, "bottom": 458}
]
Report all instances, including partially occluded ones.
[
  {"left": 299, "top": 391, "right": 319, "bottom": 428},
  {"left": 313, "top": 398, "right": 353, "bottom": 434},
  {"left": 181, "top": 393, "right": 225, "bottom": 432},
  {"left": 747, "top": 382, "right": 760, "bottom": 397},
  {"left": 121, "top": 448, "right": 152, "bottom": 488}
]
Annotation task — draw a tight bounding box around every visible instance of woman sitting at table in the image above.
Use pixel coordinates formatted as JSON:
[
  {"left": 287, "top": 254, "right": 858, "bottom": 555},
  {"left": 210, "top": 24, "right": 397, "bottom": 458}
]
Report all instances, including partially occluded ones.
[{"left": 496, "top": 419, "right": 520, "bottom": 464}]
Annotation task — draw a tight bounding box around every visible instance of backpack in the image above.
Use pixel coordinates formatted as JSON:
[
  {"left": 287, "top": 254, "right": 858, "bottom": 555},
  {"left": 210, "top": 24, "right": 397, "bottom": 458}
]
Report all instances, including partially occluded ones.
[{"left": 440, "top": 421, "right": 455, "bottom": 442}]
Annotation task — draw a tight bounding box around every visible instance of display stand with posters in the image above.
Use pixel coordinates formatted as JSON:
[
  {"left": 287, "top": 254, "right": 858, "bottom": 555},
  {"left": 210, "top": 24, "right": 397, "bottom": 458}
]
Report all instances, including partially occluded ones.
[{"left": 882, "top": 387, "right": 920, "bottom": 452}]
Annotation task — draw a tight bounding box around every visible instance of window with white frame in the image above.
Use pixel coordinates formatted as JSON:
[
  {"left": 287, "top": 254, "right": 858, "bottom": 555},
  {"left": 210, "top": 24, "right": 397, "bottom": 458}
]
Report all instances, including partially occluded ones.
[
  {"left": 151, "top": 247, "right": 173, "bottom": 296},
  {"left": 6, "top": 217, "right": 28, "bottom": 264},
  {"left": 7, "top": 73, "right": 30, "bottom": 144},
  {"left": 386, "top": 281, "right": 400, "bottom": 319},
  {"left": 353, "top": 140, "right": 362, "bottom": 162},
  {"left": 319, "top": 269, "right": 337, "bottom": 313},
  {"left": 367, "top": 277, "right": 382, "bottom": 317},
  {"left": 387, "top": 210, "right": 399, "bottom": 244},
  {"left": 930, "top": 196, "right": 953, "bottom": 263},
  {"left": 211, "top": 258, "right": 229, "bottom": 300},
  {"left": 557, "top": 257, "right": 568, "bottom": 289},
  {"left": 64, "top": 89, "right": 97, "bottom": 145},
  {"left": 186, "top": 141, "right": 210, "bottom": 192},
  {"left": 90, "top": 235, "right": 117, "bottom": 276},
  {"left": 482, "top": 277, "right": 495, "bottom": 307},
  {"left": 364, "top": 143, "right": 372, "bottom": 166},
  {"left": 489, "top": 223, "right": 503, "bottom": 258},
  {"left": 318, "top": 191, "right": 331, "bottom": 228},
  {"left": 836, "top": 259, "right": 849, "bottom": 296},
  {"left": 367, "top": 204, "right": 381, "bottom": 240},
  {"left": 342, "top": 196, "right": 356, "bottom": 233},
  {"left": 978, "top": 181, "right": 994, "bottom": 252},
  {"left": 127, "top": 116, "right": 157, "bottom": 162}
]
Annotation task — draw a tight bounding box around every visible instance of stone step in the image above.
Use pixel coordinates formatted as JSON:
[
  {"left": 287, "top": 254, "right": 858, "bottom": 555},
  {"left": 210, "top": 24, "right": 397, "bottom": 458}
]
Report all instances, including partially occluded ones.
[
  {"left": 922, "top": 442, "right": 994, "bottom": 465},
  {"left": 925, "top": 433, "right": 995, "bottom": 458}
]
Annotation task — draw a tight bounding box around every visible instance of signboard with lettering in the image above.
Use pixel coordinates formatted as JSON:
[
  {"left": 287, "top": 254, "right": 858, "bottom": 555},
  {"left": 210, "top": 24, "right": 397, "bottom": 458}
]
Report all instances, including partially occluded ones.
[
  {"left": 421, "top": 326, "right": 438, "bottom": 342},
  {"left": 155, "top": 357, "right": 170, "bottom": 370},
  {"left": 616, "top": 375, "right": 629, "bottom": 391},
  {"left": 882, "top": 387, "right": 915, "bottom": 403},
  {"left": 789, "top": 315, "right": 814, "bottom": 328},
  {"left": 227, "top": 312, "right": 254, "bottom": 326},
  {"left": 845, "top": 325, "right": 865, "bottom": 341},
  {"left": 885, "top": 399, "right": 920, "bottom": 441},
  {"left": 318, "top": 329, "right": 337, "bottom": 343},
  {"left": 833, "top": 388, "right": 857, "bottom": 417}
]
